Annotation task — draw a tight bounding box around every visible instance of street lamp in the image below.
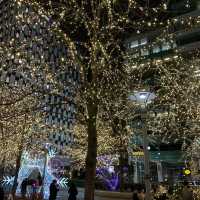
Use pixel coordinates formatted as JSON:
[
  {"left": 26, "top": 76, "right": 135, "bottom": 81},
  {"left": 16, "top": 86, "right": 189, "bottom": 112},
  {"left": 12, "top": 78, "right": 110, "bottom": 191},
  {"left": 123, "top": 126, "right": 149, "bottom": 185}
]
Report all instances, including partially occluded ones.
[{"left": 129, "top": 91, "right": 156, "bottom": 200}]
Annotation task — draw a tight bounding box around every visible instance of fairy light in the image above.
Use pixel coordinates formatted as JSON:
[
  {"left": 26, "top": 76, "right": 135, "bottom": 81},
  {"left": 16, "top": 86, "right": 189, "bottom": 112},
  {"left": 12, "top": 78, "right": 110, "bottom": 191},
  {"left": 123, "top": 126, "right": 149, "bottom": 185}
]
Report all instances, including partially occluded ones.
[
  {"left": 2, "top": 150, "right": 68, "bottom": 199},
  {"left": 0, "top": 0, "right": 200, "bottom": 198}
]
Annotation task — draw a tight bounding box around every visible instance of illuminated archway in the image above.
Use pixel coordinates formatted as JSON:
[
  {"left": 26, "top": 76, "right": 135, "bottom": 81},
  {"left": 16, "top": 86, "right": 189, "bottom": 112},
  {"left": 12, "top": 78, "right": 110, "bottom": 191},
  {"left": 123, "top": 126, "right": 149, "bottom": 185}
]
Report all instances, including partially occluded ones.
[{"left": 3, "top": 150, "right": 68, "bottom": 199}]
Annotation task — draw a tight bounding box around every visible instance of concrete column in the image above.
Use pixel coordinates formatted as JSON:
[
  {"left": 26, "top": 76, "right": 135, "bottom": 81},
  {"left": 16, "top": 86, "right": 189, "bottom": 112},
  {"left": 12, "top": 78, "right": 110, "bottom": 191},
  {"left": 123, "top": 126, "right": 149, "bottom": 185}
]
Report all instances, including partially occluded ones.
[
  {"left": 157, "top": 161, "right": 163, "bottom": 183},
  {"left": 134, "top": 158, "right": 139, "bottom": 183}
]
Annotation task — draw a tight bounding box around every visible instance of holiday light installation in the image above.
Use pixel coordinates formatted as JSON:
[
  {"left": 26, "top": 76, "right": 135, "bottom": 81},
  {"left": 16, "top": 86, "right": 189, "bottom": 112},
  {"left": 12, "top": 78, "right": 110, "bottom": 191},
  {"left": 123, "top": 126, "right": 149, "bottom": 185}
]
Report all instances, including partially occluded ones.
[
  {"left": 1, "top": 1, "right": 200, "bottom": 200},
  {"left": 2, "top": 176, "right": 15, "bottom": 186},
  {"left": 96, "top": 155, "right": 119, "bottom": 191},
  {"left": 96, "top": 167, "right": 119, "bottom": 191},
  {"left": 2, "top": 149, "right": 68, "bottom": 199}
]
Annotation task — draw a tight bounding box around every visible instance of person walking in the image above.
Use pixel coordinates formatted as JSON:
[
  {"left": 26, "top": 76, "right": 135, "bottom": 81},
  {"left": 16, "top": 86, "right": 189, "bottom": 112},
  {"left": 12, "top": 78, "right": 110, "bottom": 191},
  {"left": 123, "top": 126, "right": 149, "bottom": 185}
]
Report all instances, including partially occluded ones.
[
  {"left": 0, "top": 184, "right": 4, "bottom": 200},
  {"left": 68, "top": 182, "right": 78, "bottom": 200},
  {"left": 132, "top": 189, "right": 139, "bottom": 200},
  {"left": 21, "top": 178, "right": 28, "bottom": 198},
  {"left": 49, "top": 180, "right": 59, "bottom": 200}
]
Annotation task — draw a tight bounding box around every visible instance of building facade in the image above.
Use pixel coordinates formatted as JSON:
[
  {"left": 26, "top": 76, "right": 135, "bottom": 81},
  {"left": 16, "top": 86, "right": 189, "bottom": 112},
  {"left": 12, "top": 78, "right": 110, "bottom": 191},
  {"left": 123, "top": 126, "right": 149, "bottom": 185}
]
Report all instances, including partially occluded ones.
[
  {"left": 0, "top": 0, "right": 79, "bottom": 149},
  {"left": 126, "top": 0, "right": 200, "bottom": 184}
]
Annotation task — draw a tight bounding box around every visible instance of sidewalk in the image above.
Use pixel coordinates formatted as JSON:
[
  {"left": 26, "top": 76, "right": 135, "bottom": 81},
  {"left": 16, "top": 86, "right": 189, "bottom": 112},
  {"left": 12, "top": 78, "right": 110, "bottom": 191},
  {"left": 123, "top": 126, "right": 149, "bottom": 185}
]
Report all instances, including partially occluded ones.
[
  {"left": 57, "top": 188, "right": 132, "bottom": 200},
  {"left": 57, "top": 188, "right": 84, "bottom": 200}
]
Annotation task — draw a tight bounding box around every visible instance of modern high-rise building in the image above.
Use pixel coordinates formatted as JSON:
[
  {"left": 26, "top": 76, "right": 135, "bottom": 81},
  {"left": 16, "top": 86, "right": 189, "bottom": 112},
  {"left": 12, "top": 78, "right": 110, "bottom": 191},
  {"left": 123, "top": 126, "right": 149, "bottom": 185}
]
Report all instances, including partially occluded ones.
[
  {"left": 0, "top": 0, "right": 80, "bottom": 149},
  {"left": 125, "top": 0, "right": 200, "bottom": 184},
  {"left": 125, "top": 0, "right": 200, "bottom": 62}
]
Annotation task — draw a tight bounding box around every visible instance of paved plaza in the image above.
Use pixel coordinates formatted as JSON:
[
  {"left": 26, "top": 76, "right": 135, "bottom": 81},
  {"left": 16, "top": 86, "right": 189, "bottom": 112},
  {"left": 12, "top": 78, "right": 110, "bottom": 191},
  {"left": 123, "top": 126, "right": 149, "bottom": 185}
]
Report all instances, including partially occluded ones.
[{"left": 57, "top": 188, "right": 84, "bottom": 200}]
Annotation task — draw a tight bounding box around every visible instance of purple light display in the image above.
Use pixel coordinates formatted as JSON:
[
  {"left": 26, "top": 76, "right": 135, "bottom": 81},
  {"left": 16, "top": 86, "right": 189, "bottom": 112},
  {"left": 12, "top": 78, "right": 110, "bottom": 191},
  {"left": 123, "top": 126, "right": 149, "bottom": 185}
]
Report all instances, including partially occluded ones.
[
  {"left": 96, "top": 155, "right": 119, "bottom": 191},
  {"left": 96, "top": 167, "right": 119, "bottom": 191}
]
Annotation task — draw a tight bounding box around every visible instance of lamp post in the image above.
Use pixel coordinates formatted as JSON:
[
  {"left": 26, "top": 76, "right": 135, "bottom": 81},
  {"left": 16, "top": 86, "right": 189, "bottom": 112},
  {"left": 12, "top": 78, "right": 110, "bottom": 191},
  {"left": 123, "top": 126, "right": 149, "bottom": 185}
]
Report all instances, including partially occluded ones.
[{"left": 129, "top": 91, "right": 156, "bottom": 200}]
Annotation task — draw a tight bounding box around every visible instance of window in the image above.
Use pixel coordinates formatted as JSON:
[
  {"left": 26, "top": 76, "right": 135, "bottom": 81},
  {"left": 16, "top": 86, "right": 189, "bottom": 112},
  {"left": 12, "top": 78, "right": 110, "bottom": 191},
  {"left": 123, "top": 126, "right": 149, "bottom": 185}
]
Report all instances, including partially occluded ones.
[
  {"left": 141, "top": 38, "right": 147, "bottom": 45},
  {"left": 153, "top": 45, "right": 161, "bottom": 53},
  {"left": 130, "top": 40, "right": 139, "bottom": 48},
  {"left": 162, "top": 42, "right": 171, "bottom": 51},
  {"left": 129, "top": 38, "right": 148, "bottom": 49},
  {"left": 141, "top": 49, "right": 149, "bottom": 56}
]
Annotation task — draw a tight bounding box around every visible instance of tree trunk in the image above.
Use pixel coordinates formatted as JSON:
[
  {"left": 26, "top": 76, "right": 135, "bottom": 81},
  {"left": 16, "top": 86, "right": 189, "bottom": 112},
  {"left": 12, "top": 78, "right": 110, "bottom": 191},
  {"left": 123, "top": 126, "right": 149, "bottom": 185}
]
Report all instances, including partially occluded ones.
[
  {"left": 0, "top": 124, "right": 5, "bottom": 179},
  {"left": 12, "top": 115, "right": 27, "bottom": 197},
  {"left": 12, "top": 147, "right": 23, "bottom": 196},
  {"left": 84, "top": 100, "right": 98, "bottom": 200},
  {"left": 0, "top": 156, "right": 6, "bottom": 179}
]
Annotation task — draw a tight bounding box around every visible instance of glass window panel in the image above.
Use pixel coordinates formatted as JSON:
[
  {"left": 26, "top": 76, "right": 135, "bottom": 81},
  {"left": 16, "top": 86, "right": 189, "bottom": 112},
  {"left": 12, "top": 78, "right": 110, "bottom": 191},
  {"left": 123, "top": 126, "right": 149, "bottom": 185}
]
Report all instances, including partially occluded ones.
[
  {"left": 130, "top": 40, "right": 139, "bottom": 48},
  {"left": 173, "top": 42, "right": 177, "bottom": 48},
  {"left": 162, "top": 42, "right": 171, "bottom": 51},
  {"left": 140, "top": 38, "right": 147, "bottom": 45},
  {"left": 141, "top": 49, "right": 149, "bottom": 56},
  {"left": 153, "top": 46, "right": 161, "bottom": 53}
]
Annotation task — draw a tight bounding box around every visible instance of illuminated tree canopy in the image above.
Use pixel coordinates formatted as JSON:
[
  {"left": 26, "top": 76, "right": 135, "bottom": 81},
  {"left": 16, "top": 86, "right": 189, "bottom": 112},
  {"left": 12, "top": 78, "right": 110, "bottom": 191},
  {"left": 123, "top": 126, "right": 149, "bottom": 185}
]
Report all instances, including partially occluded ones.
[{"left": 1, "top": 0, "right": 200, "bottom": 199}]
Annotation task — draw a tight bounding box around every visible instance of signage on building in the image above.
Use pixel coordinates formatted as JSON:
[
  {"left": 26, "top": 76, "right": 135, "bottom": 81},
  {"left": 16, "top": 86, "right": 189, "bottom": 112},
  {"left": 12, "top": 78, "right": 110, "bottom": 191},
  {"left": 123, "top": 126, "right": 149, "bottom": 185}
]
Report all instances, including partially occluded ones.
[{"left": 132, "top": 151, "right": 144, "bottom": 156}]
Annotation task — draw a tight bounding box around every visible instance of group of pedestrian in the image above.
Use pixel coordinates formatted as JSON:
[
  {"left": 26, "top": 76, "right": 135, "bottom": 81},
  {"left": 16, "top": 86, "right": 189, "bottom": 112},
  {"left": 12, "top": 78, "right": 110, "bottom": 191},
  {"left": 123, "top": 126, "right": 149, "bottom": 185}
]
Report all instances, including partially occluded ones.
[
  {"left": 132, "top": 181, "right": 194, "bottom": 200},
  {"left": 49, "top": 180, "right": 78, "bottom": 200},
  {"left": 0, "top": 178, "right": 78, "bottom": 200},
  {"left": 20, "top": 178, "right": 78, "bottom": 200},
  {"left": 0, "top": 178, "right": 195, "bottom": 200},
  {"left": 20, "top": 176, "right": 42, "bottom": 199}
]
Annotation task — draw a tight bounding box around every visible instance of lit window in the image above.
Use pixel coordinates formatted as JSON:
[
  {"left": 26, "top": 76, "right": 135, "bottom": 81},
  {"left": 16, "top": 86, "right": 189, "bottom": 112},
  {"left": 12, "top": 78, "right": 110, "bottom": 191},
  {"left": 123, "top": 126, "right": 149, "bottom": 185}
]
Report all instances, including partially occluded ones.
[
  {"left": 140, "top": 38, "right": 147, "bottom": 45},
  {"left": 162, "top": 42, "right": 171, "bottom": 51},
  {"left": 141, "top": 49, "right": 149, "bottom": 56},
  {"left": 173, "top": 42, "right": 177, "bottom": 48},
  {"left": 130, "top": 40, "right": 139, "bottom": 48},
  {"left": 153, "top": 46, "right": 161, "bottom": 53}
]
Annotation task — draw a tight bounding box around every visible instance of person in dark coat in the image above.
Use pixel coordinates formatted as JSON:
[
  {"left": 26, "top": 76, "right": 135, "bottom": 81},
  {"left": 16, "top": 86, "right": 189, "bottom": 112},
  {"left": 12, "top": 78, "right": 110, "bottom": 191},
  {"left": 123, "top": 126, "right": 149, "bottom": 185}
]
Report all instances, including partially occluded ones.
[
  {"left": 49, "top": 180, "right": 59, "bottom": 200},
  {"left": 68, "top": 182, "right": 78, "bottom": 200},
  {"left": 132, "top": 190, "right": 139, "bottom": 200},
  {"left": 21, "top": 178, "right": 28, "bottom": 198},
  {"left": 0, "top": 185, "right": 4, "bottom": 200}
]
